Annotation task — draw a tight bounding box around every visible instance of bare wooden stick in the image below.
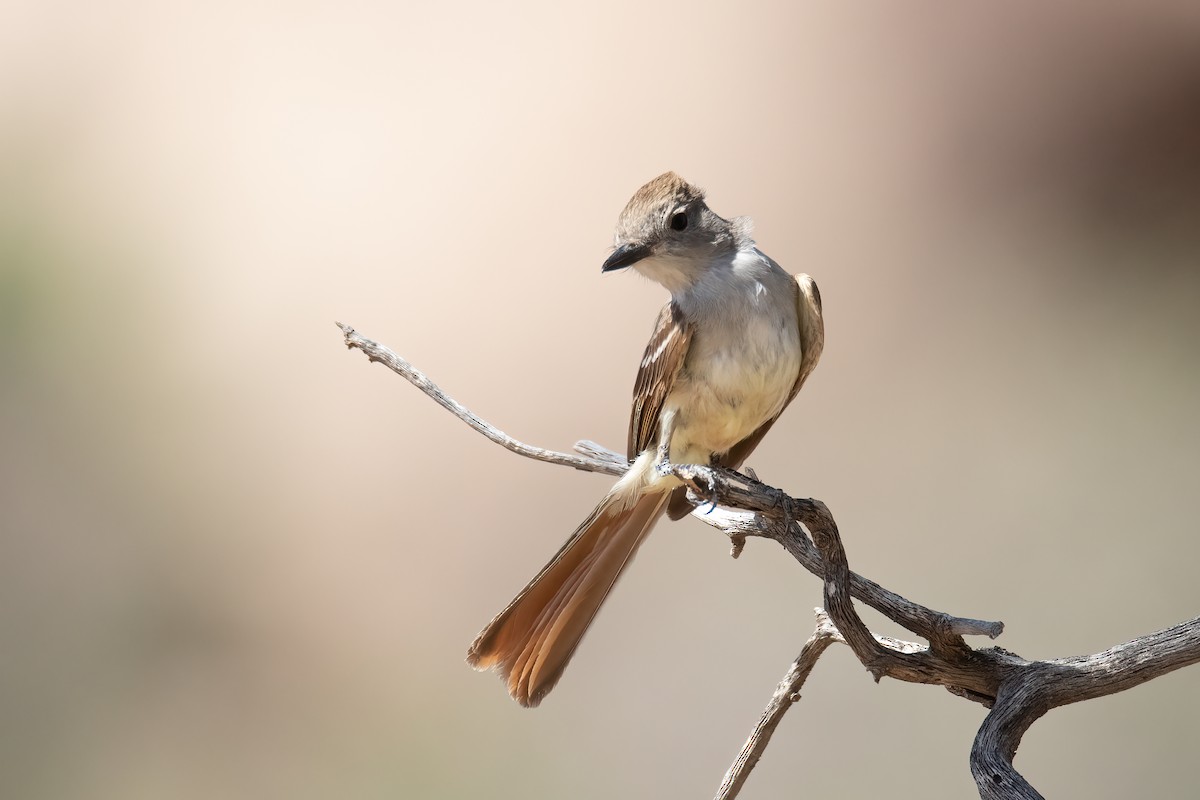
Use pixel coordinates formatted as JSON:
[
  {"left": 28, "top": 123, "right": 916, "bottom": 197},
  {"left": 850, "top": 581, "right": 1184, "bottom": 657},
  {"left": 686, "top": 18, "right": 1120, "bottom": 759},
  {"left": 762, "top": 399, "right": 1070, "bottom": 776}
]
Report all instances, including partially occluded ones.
[
  {"left": 337, "top": 322, "right": 625, "bottom": 477},
  {"left": 715, "top": 611, "right": 840, "bottom": 800},
  {"left": 339, "top": 322, "right": 1200, "bottom": 799},
  {"left": 715, "top": 608, "right": 934, "bottom": 800}
]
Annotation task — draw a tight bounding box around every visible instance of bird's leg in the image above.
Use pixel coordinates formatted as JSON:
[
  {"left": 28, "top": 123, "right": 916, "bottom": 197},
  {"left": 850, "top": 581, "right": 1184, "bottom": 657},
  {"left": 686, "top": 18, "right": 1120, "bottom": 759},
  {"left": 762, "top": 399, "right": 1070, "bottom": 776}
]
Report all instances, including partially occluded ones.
[
  {"left": 653, "top": 409, "right": 679, "bottom": 479},
  {"left": 652, "top": 411, "right": 726, "bottom": 513}
]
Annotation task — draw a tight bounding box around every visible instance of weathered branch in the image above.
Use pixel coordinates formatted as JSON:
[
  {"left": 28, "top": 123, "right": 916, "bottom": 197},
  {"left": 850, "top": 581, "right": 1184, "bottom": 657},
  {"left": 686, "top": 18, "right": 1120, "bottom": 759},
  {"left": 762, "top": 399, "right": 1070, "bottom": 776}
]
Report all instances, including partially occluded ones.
[
  {"left": 336, "top": 322, "right": 623, "bottom": 477},
  {"left": 969, "top": 615, "right": 1200, "bottom": 799},
  {"left": 714, "top": 611, "right": 840, "bottom": 800},
  {"left": 800, "top": 481, "right": 1200, "bottom": 799},
  {"left": 713, "top": 608, "right": 934, "bottom": 800},
  {"left": 575, "top": 441, "right": 1005, "bottom": 651},
  {"left": 339, "top": 322, "right": 1200, "bottom": 800}
]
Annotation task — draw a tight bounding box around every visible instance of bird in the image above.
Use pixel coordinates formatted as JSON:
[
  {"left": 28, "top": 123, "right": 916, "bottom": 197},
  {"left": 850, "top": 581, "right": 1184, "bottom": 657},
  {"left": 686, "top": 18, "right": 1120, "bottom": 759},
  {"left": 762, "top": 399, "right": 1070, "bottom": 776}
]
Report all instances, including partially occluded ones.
[{"left": 467, "top": 172, "right": 824, "bottom": 706}]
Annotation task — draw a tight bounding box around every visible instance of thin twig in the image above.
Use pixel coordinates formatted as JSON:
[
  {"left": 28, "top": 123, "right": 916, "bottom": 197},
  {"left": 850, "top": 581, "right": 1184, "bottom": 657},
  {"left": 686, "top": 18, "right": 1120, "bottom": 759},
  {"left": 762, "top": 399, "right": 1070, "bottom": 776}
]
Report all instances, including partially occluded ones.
[
  {"left": 716, "top": 609, "right": 935, "bottom": 800},
  {"left": 715, "top": 611, "right": 840, "bottom": 800},
  {"left": 338, "top": 322, "right": 625, "bottom": 476}
]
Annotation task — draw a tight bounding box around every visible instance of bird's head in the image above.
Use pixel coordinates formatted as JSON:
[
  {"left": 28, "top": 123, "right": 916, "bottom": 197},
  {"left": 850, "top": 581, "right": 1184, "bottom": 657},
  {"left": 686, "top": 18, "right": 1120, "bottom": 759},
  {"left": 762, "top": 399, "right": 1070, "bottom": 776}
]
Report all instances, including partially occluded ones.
[{"left": 602, "top": 172, "right": 745, "bottom": 293}]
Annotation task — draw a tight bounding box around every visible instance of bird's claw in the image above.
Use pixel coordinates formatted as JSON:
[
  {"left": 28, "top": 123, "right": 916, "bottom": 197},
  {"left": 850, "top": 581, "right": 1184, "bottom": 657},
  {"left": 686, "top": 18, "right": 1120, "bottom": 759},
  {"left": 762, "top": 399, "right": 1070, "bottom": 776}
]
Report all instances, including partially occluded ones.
[{"left": 697, "top": 465, "right": 726, "bottom": 514}]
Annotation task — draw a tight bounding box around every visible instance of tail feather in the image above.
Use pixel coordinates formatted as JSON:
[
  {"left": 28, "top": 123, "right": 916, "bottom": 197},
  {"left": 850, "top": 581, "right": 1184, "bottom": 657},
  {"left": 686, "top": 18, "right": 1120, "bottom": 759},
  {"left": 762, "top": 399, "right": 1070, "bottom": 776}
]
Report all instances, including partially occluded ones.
[
  {"left": 467, "top": 488, "right": 669, "bottom": 706},
  {"left": 510, "top": 548, "right": 596, "bottom": 700}
]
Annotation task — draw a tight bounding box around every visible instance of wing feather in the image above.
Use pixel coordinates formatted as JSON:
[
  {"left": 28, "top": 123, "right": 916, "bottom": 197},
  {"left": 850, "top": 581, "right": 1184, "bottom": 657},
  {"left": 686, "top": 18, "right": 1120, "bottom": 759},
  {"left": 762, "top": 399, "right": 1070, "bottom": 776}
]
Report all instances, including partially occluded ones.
[{"left": 628, "top": 302, "right": 692, "bottom": 461}]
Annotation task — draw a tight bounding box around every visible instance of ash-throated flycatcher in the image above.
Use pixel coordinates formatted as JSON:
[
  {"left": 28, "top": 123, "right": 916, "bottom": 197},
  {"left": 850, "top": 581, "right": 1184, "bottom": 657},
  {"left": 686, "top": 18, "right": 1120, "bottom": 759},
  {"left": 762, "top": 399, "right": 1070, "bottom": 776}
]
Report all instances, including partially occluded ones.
[{"left": 467, "top": 172, "right": 824, "bottom": 706}]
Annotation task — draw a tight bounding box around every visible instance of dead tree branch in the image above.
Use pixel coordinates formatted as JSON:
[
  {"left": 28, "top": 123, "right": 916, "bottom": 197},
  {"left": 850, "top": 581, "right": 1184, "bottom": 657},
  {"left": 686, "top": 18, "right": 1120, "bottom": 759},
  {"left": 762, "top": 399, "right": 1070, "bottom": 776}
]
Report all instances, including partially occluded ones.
[
  {"left": 715, "top": 611, "right": 841, "bottom": 800},
  {"left": 336, "top": 322, "right": 622, "bottom": 478},
  {"left": 339, "top": 321, "right": 1200, "bottom": 800}
]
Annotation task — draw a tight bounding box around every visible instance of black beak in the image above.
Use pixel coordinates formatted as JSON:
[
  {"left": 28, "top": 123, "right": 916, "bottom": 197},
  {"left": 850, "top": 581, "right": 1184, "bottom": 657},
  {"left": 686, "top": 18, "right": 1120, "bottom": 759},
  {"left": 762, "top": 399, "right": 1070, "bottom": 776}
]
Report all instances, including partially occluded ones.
[{"left": 601, "top": 242, "right": 652, "bottom": 272}]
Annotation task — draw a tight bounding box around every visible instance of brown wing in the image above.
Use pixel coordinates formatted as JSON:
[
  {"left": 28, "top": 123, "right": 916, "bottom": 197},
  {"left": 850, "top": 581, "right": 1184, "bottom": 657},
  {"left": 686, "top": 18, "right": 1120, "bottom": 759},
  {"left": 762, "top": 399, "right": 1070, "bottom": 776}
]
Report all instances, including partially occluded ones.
[
  {"left": 666, "top": 273, "right": 824, "bottom": 519},
  {"left": 628, "top": 302, "right": 692, "bottom": 461}
]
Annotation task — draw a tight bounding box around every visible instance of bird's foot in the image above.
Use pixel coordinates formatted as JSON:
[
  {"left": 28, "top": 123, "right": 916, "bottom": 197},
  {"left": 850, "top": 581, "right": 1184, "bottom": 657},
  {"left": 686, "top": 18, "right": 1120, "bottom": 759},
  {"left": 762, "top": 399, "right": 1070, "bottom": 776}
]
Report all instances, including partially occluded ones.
[{"left": 668, "top": 463, "right": 725, "bottom": 514}]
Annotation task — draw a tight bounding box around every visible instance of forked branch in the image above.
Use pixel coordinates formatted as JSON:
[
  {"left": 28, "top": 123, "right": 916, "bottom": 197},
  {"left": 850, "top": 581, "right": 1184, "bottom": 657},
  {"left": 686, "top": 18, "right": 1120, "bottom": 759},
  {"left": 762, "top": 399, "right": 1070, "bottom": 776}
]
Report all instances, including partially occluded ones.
[{"left": 338, "top": 322, "right": 1200, "bottom": 800}]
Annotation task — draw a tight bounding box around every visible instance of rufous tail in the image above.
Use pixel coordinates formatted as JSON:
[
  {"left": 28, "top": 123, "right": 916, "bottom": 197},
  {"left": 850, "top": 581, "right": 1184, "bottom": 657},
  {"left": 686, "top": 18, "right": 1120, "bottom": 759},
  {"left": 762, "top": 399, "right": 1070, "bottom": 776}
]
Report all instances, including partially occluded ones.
[{"left": 466, "top": 488, "right": 669, "bottom": 706}]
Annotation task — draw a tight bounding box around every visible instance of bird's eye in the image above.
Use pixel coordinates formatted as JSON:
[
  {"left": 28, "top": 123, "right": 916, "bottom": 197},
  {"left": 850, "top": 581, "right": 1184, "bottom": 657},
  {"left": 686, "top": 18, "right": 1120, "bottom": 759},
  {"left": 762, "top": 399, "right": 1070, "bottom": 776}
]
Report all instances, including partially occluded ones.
[{"left": 670, "top": 212, "right": 688, "bottom": 231}]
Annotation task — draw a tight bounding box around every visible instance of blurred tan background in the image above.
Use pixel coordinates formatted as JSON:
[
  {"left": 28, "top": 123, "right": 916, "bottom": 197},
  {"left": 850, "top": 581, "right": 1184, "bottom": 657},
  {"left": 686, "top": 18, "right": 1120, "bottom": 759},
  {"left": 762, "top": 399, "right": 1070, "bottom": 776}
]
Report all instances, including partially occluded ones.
[{"left": 3, "top": 2, "right": 1200, "bottom": 798}]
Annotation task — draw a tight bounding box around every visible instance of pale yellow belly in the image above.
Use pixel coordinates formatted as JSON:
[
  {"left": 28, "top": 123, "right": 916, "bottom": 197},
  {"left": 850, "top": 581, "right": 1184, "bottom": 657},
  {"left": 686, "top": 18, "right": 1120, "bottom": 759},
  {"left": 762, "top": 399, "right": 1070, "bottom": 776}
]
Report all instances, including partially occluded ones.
[{"left": 665, "top": 346, "right": 800, "bottom": 464}]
